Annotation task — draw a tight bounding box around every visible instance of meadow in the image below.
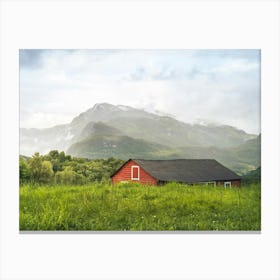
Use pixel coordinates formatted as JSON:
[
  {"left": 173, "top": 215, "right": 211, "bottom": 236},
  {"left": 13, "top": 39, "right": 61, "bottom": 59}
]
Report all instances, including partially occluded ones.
[{"left": 20, "top": 182, "right": 261, "bottom": 231}]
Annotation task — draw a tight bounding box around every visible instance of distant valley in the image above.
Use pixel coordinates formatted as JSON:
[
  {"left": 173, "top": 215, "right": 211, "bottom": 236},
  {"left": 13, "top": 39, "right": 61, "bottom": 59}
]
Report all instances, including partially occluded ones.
[{"left": 20, "top": 103, "right": 260, "bottom": 174}]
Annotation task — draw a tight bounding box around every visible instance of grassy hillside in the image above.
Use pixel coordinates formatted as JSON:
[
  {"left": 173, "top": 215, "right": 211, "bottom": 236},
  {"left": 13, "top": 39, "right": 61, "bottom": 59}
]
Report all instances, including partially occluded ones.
[
  {"left": 165, "top": 135, "right": 260, "bottom": 175},
  {"left": 242, "top": 167, "right": 261, "bottom": 184},
  {"left": 67, "top": 134, "right": 171, "bottom": 159},
  {"left": 109, "top": 116, "right": 255, "bottom": 148},
  {"left": 20, "top": 182, "right": 261, "bottom": 231}
]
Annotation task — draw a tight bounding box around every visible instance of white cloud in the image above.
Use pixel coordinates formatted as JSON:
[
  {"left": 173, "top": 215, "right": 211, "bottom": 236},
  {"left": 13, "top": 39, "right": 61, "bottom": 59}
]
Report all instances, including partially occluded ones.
[
  {"left": 20, "top": 49, "right": 260, "bottom": 134},
  {"left": 212, "top": 59, "right": 259, "bottom": 73}
]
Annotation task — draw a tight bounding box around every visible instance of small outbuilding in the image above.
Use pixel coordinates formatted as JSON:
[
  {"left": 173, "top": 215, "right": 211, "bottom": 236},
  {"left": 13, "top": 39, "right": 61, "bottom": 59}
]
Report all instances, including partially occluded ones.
[{"left": 110, "top": 159, "right": 241, "bottom": 188}]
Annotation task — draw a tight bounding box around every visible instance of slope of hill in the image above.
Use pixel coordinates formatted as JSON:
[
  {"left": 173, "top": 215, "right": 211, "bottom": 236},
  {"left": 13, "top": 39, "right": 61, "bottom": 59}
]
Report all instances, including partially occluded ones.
[
  {"left": 107, "top": 116, "right": 254, "bottom": 148},
  {"left": 242, "top": 166, "right": 261, "bottom": 184},
  {"left": 67, "top": 134, "right": 171, "bottom": 160},
  {"left": 158, "top": 135, "right": 260, "bottom": 175},
  {"left": 229, "top": 134, "right": 261, "bottom": 166},
  {"left": 79, "top": 121, "right": 122, "bottom": 140}
]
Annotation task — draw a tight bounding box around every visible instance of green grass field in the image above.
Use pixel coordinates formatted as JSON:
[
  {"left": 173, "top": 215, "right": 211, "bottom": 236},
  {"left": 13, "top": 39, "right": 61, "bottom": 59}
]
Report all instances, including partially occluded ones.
[{"left": 20, "top": 182, "right": 261, "bottom": 231}]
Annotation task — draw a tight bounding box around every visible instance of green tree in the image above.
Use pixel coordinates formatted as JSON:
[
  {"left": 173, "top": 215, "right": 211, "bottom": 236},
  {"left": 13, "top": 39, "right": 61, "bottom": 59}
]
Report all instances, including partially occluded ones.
[
  {"left": 55, "top": 166, "right": 84, "bottom": 185},
  {"left": 44, "top": 150, "right": 63, "bottom": 173},
  {"left": 58, "top": 151, "right": 66, "bottom": 162},
  {"left": 28, "top": 153, "right": 43, "bottom": 182},
  {"left": 28, "top": 153, "right": 54, "bottom": 183},
  {"left": 40, "top": 161, "right": 54, "bottom": 183},
  {"left": 19, "top": 158, "right": 30, "bottom": 183},
  {"left": 48, "top": 150, "right": 59, "bottom": 159}
]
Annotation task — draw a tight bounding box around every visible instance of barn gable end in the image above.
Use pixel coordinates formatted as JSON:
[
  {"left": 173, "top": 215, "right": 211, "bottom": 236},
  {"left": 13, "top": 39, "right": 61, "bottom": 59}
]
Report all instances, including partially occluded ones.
[{"left": 111, "top": 159, "right": 157, "bottom": 185}]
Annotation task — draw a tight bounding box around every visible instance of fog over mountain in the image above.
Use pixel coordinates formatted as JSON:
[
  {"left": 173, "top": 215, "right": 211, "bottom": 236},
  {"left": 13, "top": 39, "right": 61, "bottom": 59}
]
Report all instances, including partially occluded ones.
[{"left": 20, "top": 103, "right": 260, "bottom": 174}]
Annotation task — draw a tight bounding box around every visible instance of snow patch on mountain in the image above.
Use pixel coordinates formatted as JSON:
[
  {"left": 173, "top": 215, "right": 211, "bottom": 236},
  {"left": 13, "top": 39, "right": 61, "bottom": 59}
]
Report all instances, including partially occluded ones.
[{"left": 117, "top": 105, "right": 131, "bottom": 111}]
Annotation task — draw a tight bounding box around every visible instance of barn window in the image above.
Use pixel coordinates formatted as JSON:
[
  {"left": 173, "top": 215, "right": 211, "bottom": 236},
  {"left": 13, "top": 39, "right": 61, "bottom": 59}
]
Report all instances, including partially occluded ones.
[
  {"left": 131, "top": 166, "right": 140, "bottom": 180},
  {"left": 224, "top": 181, "right": 231, "bottom": 188}
]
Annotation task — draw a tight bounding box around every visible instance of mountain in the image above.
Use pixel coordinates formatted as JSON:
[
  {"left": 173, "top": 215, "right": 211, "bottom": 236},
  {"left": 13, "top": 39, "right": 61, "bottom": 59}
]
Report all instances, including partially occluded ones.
[
  {"left": 175, "top": 135, "right": 261, "bottom": 175},
  {"left": 20, "top": 103, "right": 259, "bottom": 174},
  {"left": 107, "top": 116, "right": 255, "bottom": 148},
  {"left": 72, "top": 103, "right": 255, "bottom": 148},
  {"left": 242, "top": 166, "right": 261, "bottom": 184},
  {"left": 20, "top": 103, "right": 256, "bottom": 154},
  {"left": 20, "top": 103, "right": 155, "bottom": 155},
  {"left": 67, "top": 134, "right": 171, "bottom": 160},
  {"left": 70, "top": 103, "right": 156, "bottom": 128},
  {"left": 79, "top": 121, "right": 122, "bottom": 139}
]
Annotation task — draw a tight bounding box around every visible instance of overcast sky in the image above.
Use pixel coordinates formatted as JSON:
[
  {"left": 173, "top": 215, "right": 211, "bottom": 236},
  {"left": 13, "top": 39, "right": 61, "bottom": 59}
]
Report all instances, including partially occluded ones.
[{"left": 20, "top": 49, "right": 260, "bottom": 134}]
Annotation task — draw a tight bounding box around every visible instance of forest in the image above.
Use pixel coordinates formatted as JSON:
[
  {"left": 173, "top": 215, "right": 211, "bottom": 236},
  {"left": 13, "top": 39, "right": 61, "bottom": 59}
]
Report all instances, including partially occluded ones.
[{"left": 19, "top": 150, "right": 124, "bottom": 185}]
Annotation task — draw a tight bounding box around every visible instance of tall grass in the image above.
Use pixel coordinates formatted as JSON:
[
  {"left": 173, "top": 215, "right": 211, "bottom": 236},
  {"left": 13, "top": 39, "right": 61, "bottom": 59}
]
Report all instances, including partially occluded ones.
[{"left": 20, "top": 182, "right": 261, "bottom": 231}]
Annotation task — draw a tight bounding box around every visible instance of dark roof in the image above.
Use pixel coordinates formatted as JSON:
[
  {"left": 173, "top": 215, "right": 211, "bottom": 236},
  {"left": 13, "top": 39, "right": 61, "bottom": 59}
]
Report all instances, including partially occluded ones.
[{"left": 129, "top": 159, "right": 241, "bottom": 183}]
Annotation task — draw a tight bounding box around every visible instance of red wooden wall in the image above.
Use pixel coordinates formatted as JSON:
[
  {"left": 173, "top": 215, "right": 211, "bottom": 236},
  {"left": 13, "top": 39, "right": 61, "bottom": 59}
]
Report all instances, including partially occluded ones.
[
  {"left": 217, "top": 180, "right": 241, "bottom": 187},
  {"left": 111, "top": 160, "right": 158, "bottom": 185}
]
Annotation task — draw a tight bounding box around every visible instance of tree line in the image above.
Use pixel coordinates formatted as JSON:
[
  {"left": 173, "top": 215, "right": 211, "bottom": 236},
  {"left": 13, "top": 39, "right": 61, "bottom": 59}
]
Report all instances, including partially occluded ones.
[{"left": 19, "top": 150, "right": 124, "bottom": 185}]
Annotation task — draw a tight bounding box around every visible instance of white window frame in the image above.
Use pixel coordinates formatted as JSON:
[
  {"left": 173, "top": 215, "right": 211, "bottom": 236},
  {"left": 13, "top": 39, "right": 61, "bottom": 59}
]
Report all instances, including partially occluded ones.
[
  {"left": 131, "top": 165, "right": 140, "bottom": 180},
  {"left": 224, "top": 181, "right": 231, "bottom": 188}
]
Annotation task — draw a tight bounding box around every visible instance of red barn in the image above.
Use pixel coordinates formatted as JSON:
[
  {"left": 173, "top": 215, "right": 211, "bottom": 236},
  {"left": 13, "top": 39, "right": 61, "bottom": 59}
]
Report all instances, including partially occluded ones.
[{"left": 111, "top": 159, "right": 241, "bottom": 187}]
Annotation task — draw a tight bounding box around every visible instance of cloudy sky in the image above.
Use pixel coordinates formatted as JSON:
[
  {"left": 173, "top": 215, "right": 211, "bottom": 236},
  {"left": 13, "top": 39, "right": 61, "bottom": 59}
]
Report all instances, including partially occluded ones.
[{"left": 20, "top": 49, "right": 260, "bottom": 134}]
